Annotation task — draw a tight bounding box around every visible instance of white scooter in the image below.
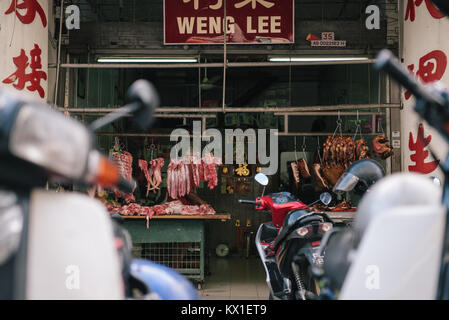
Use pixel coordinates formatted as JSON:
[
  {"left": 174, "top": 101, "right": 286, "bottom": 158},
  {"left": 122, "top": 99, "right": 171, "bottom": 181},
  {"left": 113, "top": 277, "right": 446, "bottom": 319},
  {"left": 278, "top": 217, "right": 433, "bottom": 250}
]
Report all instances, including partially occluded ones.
[
  {"left": 315, "top": 49, "right": 449, "bottom": 299},
  {"left": 0, "top": 80, "right": 159, "bottom": 299}
]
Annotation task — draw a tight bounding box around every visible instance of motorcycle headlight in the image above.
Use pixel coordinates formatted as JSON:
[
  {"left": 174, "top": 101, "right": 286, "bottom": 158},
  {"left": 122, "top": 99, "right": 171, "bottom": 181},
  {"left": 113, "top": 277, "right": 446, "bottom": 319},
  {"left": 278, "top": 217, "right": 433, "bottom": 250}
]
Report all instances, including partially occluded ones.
[
  {"left": 8, "top": 104, "right": 91, "bottom": 180},
  {"left": 0, "top": 190, "right": 23, "bottom": 265}
]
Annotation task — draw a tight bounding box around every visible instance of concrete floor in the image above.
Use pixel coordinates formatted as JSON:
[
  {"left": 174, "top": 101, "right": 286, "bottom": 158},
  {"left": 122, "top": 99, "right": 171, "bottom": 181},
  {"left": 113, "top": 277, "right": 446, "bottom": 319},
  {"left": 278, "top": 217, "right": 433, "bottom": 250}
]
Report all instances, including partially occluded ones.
[{"left": 198, "top": 256, "right": 270, "bottom": 300}]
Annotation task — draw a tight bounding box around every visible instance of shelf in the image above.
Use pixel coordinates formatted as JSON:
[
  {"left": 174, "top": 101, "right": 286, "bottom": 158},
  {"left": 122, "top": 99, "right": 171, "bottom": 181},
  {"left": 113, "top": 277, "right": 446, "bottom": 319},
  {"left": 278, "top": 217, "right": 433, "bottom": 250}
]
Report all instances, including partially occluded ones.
[{"left": 122, "top": 214, "right": 231, "bottom": 222}]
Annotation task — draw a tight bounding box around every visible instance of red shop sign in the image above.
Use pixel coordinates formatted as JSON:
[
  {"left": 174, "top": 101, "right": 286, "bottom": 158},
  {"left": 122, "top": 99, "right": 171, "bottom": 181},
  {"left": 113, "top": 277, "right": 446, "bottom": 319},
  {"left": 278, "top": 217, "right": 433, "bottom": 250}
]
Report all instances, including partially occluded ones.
[{"left": 163, "top": 0, "right": 294, "bottom": 45}]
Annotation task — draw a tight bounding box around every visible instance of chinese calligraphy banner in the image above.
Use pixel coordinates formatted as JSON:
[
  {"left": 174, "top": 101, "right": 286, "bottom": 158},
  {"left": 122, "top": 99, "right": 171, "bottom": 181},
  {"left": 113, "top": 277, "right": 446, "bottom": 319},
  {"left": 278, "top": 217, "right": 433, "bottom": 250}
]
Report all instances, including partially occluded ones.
[
  {"left": 0, "top": 0, "right": 48, "bottom": 101},
  {"left": 402, "top": 0, "right": 448, "bottom": 179},
  {"left": 163, "top": 0, "right": 294, "bottom": 44}
]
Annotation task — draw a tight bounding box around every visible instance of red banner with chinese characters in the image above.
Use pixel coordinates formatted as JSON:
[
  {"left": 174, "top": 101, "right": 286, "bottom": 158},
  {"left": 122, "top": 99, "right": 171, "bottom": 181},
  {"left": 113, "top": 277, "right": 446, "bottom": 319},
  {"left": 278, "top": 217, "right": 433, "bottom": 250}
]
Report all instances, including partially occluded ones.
[
  {"left": 402, "top": 0, "right": 448, "bottom": 178},
  {"left": 163, "top": 0, "right": 294, "bottom": 44},
  {"left": 0, "top": 0, "right": 48, "bottom": 101}
]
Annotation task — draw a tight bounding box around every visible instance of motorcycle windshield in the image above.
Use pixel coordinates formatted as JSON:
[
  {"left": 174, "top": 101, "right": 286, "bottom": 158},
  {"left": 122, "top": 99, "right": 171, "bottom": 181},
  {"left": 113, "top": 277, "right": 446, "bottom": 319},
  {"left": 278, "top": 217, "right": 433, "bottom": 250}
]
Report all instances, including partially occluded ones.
[{"left": 333, "top": 172, "right": 359, "bottom": 192}]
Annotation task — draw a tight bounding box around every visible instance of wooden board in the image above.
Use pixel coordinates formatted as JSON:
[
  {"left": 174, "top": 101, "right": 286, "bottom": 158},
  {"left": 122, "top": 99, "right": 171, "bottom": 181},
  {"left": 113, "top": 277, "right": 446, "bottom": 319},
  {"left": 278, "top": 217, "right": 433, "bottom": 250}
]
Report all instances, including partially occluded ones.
[{"left": 122, "top": 214, "right": 231, "bottom": 222}]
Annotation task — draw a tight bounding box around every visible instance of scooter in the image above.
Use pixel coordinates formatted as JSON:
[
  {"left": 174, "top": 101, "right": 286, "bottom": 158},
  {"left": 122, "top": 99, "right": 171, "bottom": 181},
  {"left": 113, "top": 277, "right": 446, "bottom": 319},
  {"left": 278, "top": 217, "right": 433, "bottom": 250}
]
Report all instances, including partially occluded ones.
[
  {"left": 314, "top": 49, "right": 449, "bottom": 300},
  {"left": 0, "top": 81, "right": 197, "bottom": 299},
  {"left": 239, "top": 173, "right": 333, "bottom": 300}
]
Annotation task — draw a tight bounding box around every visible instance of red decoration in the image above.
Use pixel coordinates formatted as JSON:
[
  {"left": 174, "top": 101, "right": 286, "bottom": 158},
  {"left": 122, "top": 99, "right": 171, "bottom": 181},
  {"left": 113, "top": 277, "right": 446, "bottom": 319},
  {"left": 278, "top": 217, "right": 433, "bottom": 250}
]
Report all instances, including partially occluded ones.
[
  {"left": 405, "top": 0, "right": 445, "bottom": 21},
  {"left": 5, "top": 0, "right": 47, "bottom": 27},
  {"left": 405, "top": 50, "right": 447, "bottom": 100},
  {"left": 3, "top": 44, "right": 47, "bottom": 98},
  {"left": 408, "top": 123, "right": 439, "bottom": 174}
]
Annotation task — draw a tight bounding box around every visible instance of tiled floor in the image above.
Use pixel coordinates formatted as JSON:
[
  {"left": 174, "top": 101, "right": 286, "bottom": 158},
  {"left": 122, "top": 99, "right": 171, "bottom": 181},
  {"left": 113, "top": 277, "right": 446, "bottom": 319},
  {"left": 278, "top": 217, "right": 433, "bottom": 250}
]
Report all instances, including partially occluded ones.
[{"left": 198, "top": 256, "right": 269, "bottom": 300}]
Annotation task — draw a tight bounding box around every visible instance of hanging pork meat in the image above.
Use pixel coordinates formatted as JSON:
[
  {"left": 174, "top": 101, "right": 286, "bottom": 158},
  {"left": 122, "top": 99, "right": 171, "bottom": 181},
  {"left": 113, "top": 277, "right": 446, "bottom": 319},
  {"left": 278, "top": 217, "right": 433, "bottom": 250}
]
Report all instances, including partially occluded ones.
[
  {"left": 202, "top": 153, "right": 222, "bottom": 190},
  {"left": 149, "top": 157, "right": 165, "bottom": 193},
  {"left": 167, "top": 153, "right": 221, "bottom": 199},
  {"left": 111, "top": 151, "right": 136, "bottom": 203},
  {"left": 138, "top": 157, "right": 165, "bottom": 197}
]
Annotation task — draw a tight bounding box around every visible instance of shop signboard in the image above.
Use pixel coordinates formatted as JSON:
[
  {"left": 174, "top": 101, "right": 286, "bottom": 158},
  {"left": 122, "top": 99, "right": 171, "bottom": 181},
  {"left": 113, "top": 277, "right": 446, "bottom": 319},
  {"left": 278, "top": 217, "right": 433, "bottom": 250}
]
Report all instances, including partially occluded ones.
[
  {"left": 163, "top": 0, "right": 294, "bottom": 44},
  {"left": 402, "top": 1, "right": 449, "bottom": 180},
  {"left": 0, "top": 0, "right": 48, "bottom": 101}
]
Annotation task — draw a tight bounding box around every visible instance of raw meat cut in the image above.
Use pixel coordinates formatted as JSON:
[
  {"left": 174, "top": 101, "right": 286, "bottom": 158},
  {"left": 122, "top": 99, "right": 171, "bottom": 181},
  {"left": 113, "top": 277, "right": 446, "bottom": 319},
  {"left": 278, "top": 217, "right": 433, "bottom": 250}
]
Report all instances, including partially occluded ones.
[
  {"left": 167, "top": 154, "right": 221, "bottom": 199},
  {"left": 203, "top": 153, "right": 221, "bottom": 190},
  {"left": 111, "top": 151, "right": 136, "bottom": 203},
  {"left": 149, "top": 157, "right": 165, "bottom": 193}
]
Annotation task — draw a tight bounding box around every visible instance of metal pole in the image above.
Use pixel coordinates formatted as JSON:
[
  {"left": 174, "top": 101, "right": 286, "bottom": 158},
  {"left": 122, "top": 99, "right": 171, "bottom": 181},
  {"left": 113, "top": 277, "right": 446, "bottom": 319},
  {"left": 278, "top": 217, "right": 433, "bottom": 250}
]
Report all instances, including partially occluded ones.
[
  {"left": 277, "top": 132, "right": 383, "bottom": 137},
  {"left": 58, "top": 59, "right": 377, "bottom": 69},
  {"left": 222, "top": 0, "right": 227, "bottom": 114},
  {"left": 94, "top": 132, "right": 384, "bottom": 138},
  {"left": 59, "top": 103, "right": 400, "bottom": 114},
  {"left": 54, "top": 1, "right": 64, "bottom": 105},
  {"left": 274, "top": 111, "right": 385, "bottom": 116}
]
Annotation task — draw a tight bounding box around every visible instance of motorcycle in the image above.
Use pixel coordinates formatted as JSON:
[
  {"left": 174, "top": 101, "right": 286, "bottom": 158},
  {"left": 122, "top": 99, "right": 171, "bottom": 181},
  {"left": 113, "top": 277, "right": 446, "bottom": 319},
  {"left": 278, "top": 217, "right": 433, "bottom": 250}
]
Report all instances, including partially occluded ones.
[
  {"left": 0, "top": 81, "right": 197, "bottom": 300},
  {"left": 239, "top": 173, "right": 333, "bottom": 300},
  {"left": 314, "top": 48, "right": 449, "bottom": 300}
]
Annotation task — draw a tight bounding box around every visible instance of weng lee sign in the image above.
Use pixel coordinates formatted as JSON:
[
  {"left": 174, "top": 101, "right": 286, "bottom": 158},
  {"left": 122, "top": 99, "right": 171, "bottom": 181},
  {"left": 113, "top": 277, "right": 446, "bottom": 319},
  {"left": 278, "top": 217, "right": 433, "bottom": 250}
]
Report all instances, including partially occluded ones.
[{"left": 164, "top": 0, "right": 294, "bottom": 44}]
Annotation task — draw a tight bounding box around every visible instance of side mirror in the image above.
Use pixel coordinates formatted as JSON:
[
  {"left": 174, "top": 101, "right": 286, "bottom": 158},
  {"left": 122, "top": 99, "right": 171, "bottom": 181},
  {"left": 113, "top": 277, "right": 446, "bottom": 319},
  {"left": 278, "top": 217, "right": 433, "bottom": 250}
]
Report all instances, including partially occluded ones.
[
  {"left": 254, "top": 173, "right": 269, "bottom": 186},
  {"left": 126, "top": 80, "right": 159, "bottom": 129},
  {"left": 89, "top": 80, "right": 159, "bottom": 132},
  {"left": 320, "top": 192, "right": 332, "bottom": 206}
]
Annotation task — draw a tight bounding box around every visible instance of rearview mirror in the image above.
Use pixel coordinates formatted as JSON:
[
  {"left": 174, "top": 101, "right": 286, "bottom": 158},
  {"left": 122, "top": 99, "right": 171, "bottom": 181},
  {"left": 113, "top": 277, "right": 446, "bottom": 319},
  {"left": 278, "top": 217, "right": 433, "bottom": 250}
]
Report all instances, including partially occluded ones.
[
  {"left": 126, "top": 79, "right": 159, "bottom": 129},
  {"left": 254, "top": 173, "right": 269, "bottom": 186},
  {"left": 320, "top": 192, "right": 332, "bottom": 206},
  {"left": 89, "top": 80, "right": 159, "bottom": 132}
]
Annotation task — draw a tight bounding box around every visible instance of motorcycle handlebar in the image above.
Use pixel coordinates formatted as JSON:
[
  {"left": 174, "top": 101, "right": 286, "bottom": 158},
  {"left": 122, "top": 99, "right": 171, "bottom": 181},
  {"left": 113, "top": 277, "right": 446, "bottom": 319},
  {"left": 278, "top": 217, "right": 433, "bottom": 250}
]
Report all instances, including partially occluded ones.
[
  {"left": 375, "top": 49, "right": 446, "bottom": 107},
  {"left": 238, "top": 199, "right": 256, "bottom": 205},
  {"left": 117, "top": 177, "right": 135, "bottom": 194}
]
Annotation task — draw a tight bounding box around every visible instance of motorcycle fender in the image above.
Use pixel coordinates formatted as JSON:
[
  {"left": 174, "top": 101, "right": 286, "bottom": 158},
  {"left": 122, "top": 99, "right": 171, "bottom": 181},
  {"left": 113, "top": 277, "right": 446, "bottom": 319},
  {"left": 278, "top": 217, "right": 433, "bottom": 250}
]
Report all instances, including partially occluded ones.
[
  {"left": 296, "top": 245, "right": 323, "bottom": 268},
  {"left": 255, "top": 224, "right": 284, "bottom": 299},
  {"left": 26, "top": 190, "right": 124, "bottom": 300}
]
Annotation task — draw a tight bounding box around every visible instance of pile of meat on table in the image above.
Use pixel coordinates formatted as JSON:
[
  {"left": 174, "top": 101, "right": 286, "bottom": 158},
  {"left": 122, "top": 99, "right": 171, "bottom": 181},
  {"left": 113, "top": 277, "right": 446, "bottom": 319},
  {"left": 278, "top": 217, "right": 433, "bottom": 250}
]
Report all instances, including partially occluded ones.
[
  {"left": 167, "top": 153, "right": 221, "bottom": 199},
  {"left": 106, "top": 200, "right": 216, "bottom": 228}
]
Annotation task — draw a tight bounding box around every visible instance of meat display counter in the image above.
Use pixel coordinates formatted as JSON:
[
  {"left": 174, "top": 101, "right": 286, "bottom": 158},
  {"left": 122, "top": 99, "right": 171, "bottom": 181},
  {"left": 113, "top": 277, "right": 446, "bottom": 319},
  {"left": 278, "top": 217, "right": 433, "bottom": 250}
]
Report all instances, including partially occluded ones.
[
  {"left": 326, "top": 211, "right": 356, "bottom": 225},
  {"left": 122, "top": 214, "right": 231, "bottom": 289}
]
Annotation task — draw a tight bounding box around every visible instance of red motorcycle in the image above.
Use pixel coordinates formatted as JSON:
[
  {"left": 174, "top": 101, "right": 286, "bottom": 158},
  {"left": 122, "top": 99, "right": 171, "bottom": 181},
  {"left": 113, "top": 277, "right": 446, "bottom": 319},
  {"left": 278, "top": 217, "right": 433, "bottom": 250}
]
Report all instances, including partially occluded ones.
[{"left": 239, "top": 173, "right": 333, "bottom": 300}]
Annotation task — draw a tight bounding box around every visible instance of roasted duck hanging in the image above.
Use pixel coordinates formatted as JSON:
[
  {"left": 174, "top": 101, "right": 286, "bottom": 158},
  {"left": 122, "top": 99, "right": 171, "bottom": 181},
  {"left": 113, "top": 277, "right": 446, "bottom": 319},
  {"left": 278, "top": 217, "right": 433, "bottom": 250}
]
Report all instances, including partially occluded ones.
[{"left": 372, "top": 134, "right": 394, "bottom": 159}]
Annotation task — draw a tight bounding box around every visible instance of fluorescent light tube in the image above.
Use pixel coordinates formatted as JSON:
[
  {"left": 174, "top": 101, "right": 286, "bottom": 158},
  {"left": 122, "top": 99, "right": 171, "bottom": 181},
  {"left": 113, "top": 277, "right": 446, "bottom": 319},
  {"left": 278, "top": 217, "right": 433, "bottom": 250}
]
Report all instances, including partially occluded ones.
[
  {"left": 97, "top": 57, "right": 198, "bottom": 63},
  {"left": 269, "top": 57, "right": 370, "bottom": 62}
]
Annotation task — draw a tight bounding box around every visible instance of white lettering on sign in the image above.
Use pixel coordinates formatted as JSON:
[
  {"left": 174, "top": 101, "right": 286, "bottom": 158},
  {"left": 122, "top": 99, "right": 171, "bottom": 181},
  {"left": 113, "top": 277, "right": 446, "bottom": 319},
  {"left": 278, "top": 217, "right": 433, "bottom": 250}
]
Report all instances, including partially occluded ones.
[
  {"left": 177, "top": 17, "right": 195, "bottom": 34},
  {"left": 177, "top": 15, "right": 281, "bottom": 35},
  {"left": 197, "top": 17, "right": 207, "bottom": 34},
  {"left": 235, "top": 0, "right": 275, "bottom": 10}
]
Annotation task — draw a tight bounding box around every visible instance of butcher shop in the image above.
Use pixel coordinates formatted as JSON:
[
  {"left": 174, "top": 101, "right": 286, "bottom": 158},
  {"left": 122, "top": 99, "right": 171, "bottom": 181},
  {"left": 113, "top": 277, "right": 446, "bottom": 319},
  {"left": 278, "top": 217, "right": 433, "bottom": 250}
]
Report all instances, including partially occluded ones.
[{"left": 6, "top": 0, "right": 443, "bottom": 302}]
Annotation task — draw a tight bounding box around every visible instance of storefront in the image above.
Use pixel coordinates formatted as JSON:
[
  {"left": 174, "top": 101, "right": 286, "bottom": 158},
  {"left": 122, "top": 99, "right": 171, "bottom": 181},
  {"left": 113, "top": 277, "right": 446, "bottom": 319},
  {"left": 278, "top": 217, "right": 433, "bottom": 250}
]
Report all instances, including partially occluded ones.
[{"left": 0, "top": 0, "right": 411, "bottom": 299}]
